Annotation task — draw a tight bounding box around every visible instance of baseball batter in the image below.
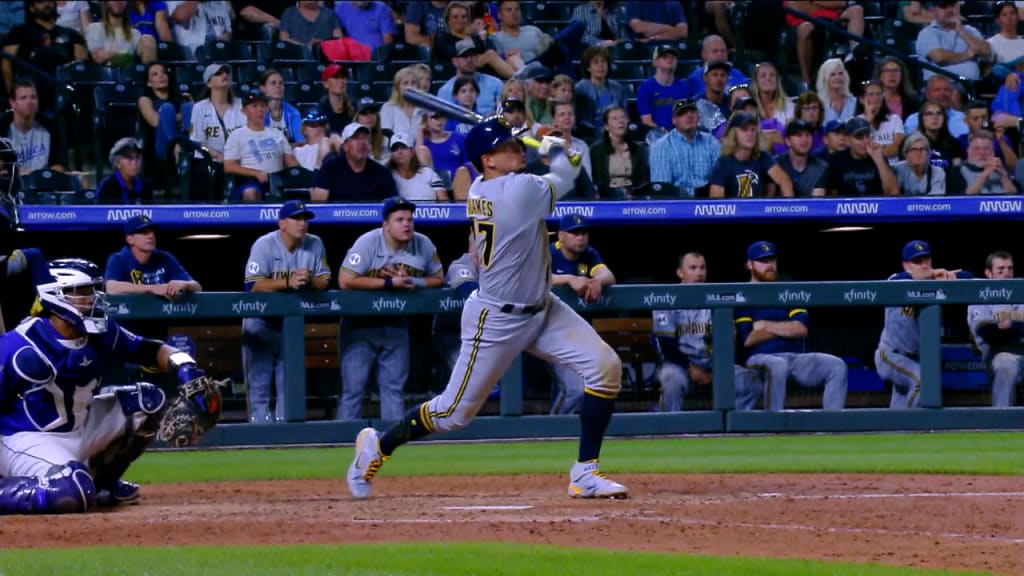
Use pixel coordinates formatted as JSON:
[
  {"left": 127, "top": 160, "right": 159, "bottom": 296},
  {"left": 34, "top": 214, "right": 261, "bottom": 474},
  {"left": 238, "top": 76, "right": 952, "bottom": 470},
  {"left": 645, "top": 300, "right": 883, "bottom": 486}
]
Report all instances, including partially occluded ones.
[
  {"left": 875, "top": 240, "right": 972, "bottom": 408},
  {"left": 653, "top": 252, "right": 763, "bottom": 411},
  {"left": 348, "top": 118, "right": 628, "bottom": 500},
  {"left": 967, "top": 251, "right": 1023, "bottom": 407},
  {"left": 736, "top": 241, "right": 848, "bottom": 411}
]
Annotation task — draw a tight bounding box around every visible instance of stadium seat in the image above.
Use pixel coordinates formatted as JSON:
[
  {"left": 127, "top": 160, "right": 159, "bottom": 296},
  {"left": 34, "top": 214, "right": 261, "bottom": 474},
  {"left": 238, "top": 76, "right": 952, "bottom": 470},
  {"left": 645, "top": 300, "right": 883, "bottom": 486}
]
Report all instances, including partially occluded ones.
[
  {"left": 156, "top": 41, "right": 195, "bottom": 65},
  {"left": 531, "top": 1, "right": 574, "bottom": 22},
  {"left": 285, "top": 82, "right": 325, "bottom": 105},
  {"left": 675, "top": 59, "right": 703, "bottom": 80},
  {"left": 349, "top": 81, "right": 373, "bottom": 102},
  {"left": 296, "top": 102, "right": 320, "bottom": 119},
  {"left": 289, "top": 62, "right": 322, "bottom": 84},
  {"left": 269, "top": 166, "right": 315, "bottom": 201},
  {"left": 608, "top": 62, "right": 647, "bottom": 82},
  {"left": 631, "top": 181, "right": 679, "bottom": 199},
  {"left": 374, "top": 43, "right": 428, "bottom": 63},
  {"left": 92, "top": 83, "right": 143, "bottom": 179},
  {"left": 20, "top": 169, "right": 86, "bottom": 205},
  {"left": 195, "top": 41, "right": 258, "bottom": 65},
  {"left": 370, "top": 81, "right": 392, "bottom": 102},
  {"left": 56, "top": 62, "right": 116, "bottom": 86},
  {"left": 267, "top": 42, "right": 315, "bottom": 66},
  {"left": 609, "top": 41, "right": 650, "bottom": 63},
  {"left": 117, "top": 62, "right": 148, "bottom": 85}
]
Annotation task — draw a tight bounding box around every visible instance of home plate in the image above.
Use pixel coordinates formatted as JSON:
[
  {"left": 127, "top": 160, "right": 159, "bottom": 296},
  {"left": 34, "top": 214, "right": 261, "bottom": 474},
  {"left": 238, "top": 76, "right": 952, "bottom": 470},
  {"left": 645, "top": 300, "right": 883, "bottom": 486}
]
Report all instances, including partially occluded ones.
[{"left": 442, "top": 505, "right": 535, "bottom": 511}]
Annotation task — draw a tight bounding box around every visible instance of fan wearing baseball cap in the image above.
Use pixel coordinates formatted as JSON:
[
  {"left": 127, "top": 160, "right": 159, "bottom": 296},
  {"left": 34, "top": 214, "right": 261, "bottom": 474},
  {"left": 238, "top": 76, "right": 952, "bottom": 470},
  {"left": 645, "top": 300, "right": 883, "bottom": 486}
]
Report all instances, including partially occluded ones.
[
  {"left": 311, "top": 123, "right": 399, "bottom": 202},
  {"left": 317, "top": 63, "right": 355, "bottom": 136},
  {"left": 224, "top": 91, "right": 298, "bottom": 202},
  {"left": 775, "top": 119, "right": 830, "bottom": 196},
  {"left": 709, "top": 112, "right": 795, "bottom": 197},
  {"left": 189, "top": 63, "right": 245, "bottom": 162},
  {"left": 825, "top": 116, "right": 899, "bottom": 196}
]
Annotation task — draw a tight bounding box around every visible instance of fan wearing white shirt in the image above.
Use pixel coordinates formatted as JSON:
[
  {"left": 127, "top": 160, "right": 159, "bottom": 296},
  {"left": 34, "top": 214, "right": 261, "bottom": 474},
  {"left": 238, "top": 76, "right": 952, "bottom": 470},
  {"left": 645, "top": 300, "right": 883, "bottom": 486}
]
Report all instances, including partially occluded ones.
[
  {"left": 380, "top": 67, "right": 426, "bottom": 142},
  {"left": 166, "top": 0, "right": 232, "bottom": 49},
  {"left": 990, "top": 2, "right": 1024, "bottom": 78},
  {"left": 386, "top": 132, "right": 446, "bottom": 201},
  {"left": 224, "top": 91, "right": 297, "bottom": 202},
  {"left": 189, "top": 63, "right": 245, "bottom": 160},
  {"left": 293, "top": 111, "right": 342, "bottom": 171}
]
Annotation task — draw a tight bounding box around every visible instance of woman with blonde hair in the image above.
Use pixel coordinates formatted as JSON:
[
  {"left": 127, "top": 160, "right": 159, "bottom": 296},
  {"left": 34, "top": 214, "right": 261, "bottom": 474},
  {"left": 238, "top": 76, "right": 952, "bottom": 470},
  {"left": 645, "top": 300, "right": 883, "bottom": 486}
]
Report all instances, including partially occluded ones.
[
  {"left": 499, "top": 78, "right": 535, "bottom": 130},
  {"left": 751, "top": 62, "right": 794, "bottom": 126},
  {"left": 85, "top": 0, "right": 155, "bottom": 66},
  {"left": 380, "top": 67, "right": 426, "bottom": 141},
  {"left": 409, "top": 62, "right": 432, "bottom": 92},
  {"left": 816, "top": 58, "right": 856, "bottom": 125},
  {"left": 709, "top": 112, "right": 794, "bottom": 198}
]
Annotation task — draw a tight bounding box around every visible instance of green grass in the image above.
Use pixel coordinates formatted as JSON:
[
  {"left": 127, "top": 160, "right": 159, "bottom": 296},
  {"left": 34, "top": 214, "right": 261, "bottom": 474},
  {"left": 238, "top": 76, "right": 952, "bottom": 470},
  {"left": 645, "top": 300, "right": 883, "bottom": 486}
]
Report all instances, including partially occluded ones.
[
  {"left": 129, "top": 431, "right": 1024, "bottom": 484},
  {"left": 0, "top": 543, "right": 997, "bottom": 576}
]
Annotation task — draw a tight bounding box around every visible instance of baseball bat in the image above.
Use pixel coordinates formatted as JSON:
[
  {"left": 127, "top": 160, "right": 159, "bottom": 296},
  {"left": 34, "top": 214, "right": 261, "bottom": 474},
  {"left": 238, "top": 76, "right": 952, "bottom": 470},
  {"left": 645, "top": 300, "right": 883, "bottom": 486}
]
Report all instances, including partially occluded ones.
[{"left": 402, "top": 88, "right": 582, "bottom": 167}]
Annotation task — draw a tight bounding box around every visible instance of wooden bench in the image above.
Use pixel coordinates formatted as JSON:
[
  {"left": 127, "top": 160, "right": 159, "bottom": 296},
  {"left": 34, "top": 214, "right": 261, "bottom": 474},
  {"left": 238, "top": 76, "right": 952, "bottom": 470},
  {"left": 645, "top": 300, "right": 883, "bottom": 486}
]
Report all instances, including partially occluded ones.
[
  {"left": 167, "top": 322, "right": 340, "bottom": 379},
  {"left": 592, "top": 317, "right": 658, "bottom": 391}
]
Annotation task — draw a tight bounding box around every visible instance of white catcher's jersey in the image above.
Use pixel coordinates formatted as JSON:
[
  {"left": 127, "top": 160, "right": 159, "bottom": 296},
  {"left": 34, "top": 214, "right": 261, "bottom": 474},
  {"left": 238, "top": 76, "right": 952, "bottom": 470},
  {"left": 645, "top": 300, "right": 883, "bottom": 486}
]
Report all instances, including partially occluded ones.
[{"left": 466, "top": 172, "right": 553, "bottom": 306}]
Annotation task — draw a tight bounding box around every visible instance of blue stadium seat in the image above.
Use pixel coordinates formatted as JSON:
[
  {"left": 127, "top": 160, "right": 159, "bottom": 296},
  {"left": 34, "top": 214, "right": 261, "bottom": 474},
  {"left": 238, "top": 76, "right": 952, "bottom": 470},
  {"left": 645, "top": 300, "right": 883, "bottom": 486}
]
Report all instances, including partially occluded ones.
[
  {"left": 290, "top": 62, "right": 322, "bottom": 84},
  {"left": 609, "top": 41, "right": 650, "bottom": 62},
  {"left": 56, "top": 62, "right": 116, "bottom": 86},
  {"left": 195, "top": 41, "right": 257, "bottom": 65},
  {"left": 156, "top": 41, "right": 195, "bottom": 65},
  {"left": 117, "top": 62, "right": 148, "bottom": 85},
  {"left": 608, "top": 61, "right": 647, "bottom": 82},
  {"left": 92, "top": 83, "right": 143, "bottom": 179},
  {"left": 267, "top": 42, "right": 316, "bottom": 66},
  {"left": 370, "top": 81, "right": 392, "bottom": 102},
  {"left": 20, "top": 169, "right": 85, "bottom": 205},
  {"left": 632, "top": 181, "right": 678, "bottom": 199},
  {"left": 285, "top": 82, "right": 325, "bottom": 105},
  {"left": 374, "top": 43, "right": 428, "bottom": 63},
  {"left": 269, "top": 166, "right": 315, "bottom": 201}
]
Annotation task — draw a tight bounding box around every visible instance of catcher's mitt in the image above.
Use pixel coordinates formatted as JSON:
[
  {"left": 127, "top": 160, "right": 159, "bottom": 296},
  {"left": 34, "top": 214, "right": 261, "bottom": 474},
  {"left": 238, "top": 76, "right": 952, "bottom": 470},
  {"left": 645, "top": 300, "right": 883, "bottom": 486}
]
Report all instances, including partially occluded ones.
[{"left": 158, "top": 374, "right": 226, "bottom": 448}]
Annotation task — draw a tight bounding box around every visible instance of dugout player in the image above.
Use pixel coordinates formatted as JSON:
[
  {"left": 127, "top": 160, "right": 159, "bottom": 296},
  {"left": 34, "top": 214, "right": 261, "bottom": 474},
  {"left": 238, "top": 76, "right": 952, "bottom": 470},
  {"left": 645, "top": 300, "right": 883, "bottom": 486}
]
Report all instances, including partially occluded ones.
[
  {"left": 337, "top": 197, "right": 444, "bottom": 422},
  {"left": 105, "top": 216, "right": 201, "bottom": 301},
  {"left": 875, "top": 240, "right": 972, "bottom": 409},
  {"left": 654, "top": 252, "right": 763, "bottom": 411},
  {"left": 243, "top": 200, "right": 330, "bottom": 422},
  {"left": 0, "top": 258, "right": 221, "bottom": 514},
  {"left": 968, "top": 251, "right": 1023, "bottom": 407},
  {"left": 549, "top": 213, "right": 615, "bottom": 415},
  {"left": 347, "top": 119, "right": 629, "bottom": 500},
  {"left": 736, "top": 241, "right": 848, "bottom": 411}
]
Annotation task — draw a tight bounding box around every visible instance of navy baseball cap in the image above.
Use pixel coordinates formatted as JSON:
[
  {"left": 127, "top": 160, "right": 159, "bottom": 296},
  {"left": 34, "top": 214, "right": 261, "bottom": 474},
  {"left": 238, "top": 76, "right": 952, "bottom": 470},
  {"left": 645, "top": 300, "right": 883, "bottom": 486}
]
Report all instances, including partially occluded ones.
[
  {"left": 124, "top": 214, "right": 157, "bottom": 235},
  {"left": 382, "top": 196, "right": 415, "bottom": 219},
  {"left": 560, "top": 213, "right": 589, "bottom": 232},
  {"left": 845, "top": 116, "right": 871, "bottom": 137},
  {"left": 785, "top": 118, "right": 815, "bottom": 138},
  {"left": 279, "top": 199, "right": 315, "bottom": 220},
  {"left": 747, "top": 240, "right": 777, "bottom": 261},
  {"left": 902, "top": 240, "right": 931, "bottom": 261},
  {"left": 824, "top": 119, "right": 845, "bottom": 135},
  {"left": 727, "top": 112, "right": 759, "bottom": 130}
]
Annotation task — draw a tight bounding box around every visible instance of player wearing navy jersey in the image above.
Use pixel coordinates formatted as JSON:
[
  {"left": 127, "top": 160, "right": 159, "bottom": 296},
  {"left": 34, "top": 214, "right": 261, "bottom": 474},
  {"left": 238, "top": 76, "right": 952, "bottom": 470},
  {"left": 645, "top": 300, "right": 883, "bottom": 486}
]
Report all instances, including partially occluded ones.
[
  {"left": 0, "top": 259, "right": 219, "bottom": 514},
  {"left": 875, "top": 240, "right": 972, "bottom": 408},
  {"left": 549, "top": 213, "right": 615, "bottom": 414},
  {"left": 347, "top": 118, "right": 628, "bottom": 500},
  {"left": 735, "top": 241, "right": 848, "bottom": 411}
]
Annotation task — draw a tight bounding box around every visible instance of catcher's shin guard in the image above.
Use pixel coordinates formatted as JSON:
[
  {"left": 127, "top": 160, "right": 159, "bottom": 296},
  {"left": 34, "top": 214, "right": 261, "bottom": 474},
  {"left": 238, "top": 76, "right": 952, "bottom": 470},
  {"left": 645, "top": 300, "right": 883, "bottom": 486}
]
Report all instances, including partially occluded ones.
[
  {"left": 90, "top": 383, "right": 166, "bottom": 494},
  {"left": 0, "top": 462, "right": 96, "bottom": 515}
]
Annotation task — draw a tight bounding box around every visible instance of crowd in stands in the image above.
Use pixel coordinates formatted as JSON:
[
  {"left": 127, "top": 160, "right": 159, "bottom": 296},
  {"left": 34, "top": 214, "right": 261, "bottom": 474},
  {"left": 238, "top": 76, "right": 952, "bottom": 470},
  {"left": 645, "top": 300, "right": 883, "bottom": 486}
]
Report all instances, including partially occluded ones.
[{"left": 4, "top": 0, "right": 1024, "bottom": 204}]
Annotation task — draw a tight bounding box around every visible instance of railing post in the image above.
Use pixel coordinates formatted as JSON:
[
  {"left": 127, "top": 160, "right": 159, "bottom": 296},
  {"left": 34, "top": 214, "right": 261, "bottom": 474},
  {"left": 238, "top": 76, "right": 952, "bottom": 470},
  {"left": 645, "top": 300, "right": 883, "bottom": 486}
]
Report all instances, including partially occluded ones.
[
  {"left": 918, "top": 304, "right": 943, "bottom": 409},
  {"left": 281, "top": 314, "right": 307, "bottom": 421},
  {"left": 500, "top": 354, "right": 523, "bottom": 416},
  {"left": 712, "top": 308, "right": 735, "bottom": 411}
]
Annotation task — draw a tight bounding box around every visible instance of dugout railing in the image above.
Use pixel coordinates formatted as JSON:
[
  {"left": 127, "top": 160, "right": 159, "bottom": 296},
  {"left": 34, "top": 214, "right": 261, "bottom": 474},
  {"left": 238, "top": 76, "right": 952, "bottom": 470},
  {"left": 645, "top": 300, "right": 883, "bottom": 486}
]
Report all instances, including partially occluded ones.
[{"left": 107, "top": 280, "right": 1024, "bottom": 447}]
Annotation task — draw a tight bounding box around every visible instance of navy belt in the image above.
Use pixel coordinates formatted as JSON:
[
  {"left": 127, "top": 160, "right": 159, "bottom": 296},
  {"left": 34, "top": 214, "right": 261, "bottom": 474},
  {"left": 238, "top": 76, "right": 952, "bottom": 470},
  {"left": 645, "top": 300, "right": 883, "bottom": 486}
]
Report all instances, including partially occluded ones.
[{"left": 500, "top": 302, "right": 545, "bottom": 315}]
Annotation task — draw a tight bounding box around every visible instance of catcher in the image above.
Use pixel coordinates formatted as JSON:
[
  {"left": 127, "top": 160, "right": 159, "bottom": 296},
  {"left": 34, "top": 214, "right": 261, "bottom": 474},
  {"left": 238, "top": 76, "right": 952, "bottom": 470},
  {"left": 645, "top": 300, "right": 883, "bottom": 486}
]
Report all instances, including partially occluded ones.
[{"left": 0, "top": 258, "right": 223, "bottom": 514}]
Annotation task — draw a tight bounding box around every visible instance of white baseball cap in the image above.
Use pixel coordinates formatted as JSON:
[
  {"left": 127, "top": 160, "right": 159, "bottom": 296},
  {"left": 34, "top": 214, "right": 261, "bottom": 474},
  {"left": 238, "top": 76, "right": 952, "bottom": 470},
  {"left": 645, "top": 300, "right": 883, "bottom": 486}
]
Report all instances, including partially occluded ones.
[
  {"left": 340, "top": 122, "right": 370, "bottom": 143},
  {"left": 388, "top": 132, "right": 414, "bottom": 150}
]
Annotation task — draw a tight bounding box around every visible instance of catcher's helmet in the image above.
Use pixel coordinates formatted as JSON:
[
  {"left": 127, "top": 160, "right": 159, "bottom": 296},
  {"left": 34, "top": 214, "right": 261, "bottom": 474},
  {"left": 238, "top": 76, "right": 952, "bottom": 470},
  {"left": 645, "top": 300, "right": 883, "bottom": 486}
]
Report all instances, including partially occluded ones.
[
  {"left": 37, "top": 258, "right": 108, "bottom": 334},
  {"left": 465, "top": 117, "right": 518, "bottom": 172}
]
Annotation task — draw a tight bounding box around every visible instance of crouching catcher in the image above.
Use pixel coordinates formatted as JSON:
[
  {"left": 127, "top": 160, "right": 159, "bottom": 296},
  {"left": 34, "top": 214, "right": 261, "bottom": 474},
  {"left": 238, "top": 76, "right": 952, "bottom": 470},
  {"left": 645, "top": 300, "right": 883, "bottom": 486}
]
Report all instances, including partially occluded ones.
[{"left": 0, "top": 259, "right": 222, "bottom": 515}]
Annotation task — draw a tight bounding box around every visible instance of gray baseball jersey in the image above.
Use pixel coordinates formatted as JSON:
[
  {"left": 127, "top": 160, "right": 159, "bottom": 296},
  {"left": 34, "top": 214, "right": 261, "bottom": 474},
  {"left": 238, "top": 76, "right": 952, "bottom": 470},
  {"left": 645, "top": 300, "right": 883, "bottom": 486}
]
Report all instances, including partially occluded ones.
[
  {"left": 877, "top": 274, "right": 920, "bottom": 355},
  {"left": 652, "top": 308, "right": 712, "bottom": 368},
  {"left": 467, "top": 172, "right": 553, "bottom": 305},
  {"left": 446, "top": 253, "right": 478, "bottom": 289},
  {"left": 340, "top": 229, "right": 443, "bottom": 280},
  {"left": 244, "top": 230, "right": 331, "bottom": 290},
  {"left": 968, "top": 304, "right": 1024, "bottom": 359}
]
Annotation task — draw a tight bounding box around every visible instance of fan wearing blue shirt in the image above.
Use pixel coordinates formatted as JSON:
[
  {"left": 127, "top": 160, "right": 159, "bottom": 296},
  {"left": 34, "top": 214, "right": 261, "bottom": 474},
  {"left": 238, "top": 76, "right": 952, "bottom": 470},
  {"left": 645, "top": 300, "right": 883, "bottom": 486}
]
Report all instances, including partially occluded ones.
[
  {"left": 548, "top": 213, "right": 615, "bottom": 415},
  {"left": 636, "top": 45, "right": 688, "bottom": 130},
  {"left": 105, "top": 215, "right": 201, "bottom": 300}
]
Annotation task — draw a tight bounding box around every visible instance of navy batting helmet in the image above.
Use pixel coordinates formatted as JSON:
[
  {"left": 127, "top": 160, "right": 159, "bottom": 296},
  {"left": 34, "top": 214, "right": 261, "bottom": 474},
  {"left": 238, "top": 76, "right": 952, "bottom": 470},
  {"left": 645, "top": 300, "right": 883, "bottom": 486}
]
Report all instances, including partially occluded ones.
[{"left": 465, "top": 117, "right": 517, "bottom": 172}]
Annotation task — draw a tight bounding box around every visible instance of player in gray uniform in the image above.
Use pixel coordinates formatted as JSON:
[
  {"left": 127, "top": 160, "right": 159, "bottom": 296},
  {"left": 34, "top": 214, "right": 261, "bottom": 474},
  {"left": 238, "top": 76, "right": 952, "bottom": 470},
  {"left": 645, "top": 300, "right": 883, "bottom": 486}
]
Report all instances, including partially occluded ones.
[
  {"left": 337, "top": 197, "right": 444, "bottom": 422},
  {"left": 243, "top": 200, "right": 331, "bottom": 422},
  {"left": 653, "top": 252, "right": 763, "bottom": 411},
  {"left": 347, "top": 119, "right": 628, "bottom": 500},
  {"left": 433, "top": 236, "right": 479, "bottom": 387},
  {"left": 875, "top": 240, "right": 971, "bottom": 409},
  {"left": 967, "top": 251, "right": 1022, "bottom": 407}
]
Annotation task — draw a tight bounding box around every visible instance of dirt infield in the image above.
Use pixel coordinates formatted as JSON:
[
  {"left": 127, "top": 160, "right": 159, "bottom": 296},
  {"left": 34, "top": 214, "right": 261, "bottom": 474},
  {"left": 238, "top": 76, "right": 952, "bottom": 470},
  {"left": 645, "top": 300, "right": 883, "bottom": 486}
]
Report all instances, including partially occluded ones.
[{"left": 3, "top": 474, "right": 1021, "bottom": 574}]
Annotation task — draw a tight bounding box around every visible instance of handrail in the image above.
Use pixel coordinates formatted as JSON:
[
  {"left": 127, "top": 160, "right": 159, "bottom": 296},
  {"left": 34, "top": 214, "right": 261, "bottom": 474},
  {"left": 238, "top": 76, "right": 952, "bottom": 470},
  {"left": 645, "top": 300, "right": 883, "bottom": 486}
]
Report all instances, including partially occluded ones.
[
  {"left": 781, "top": 5, "right": 972, "bottom": 92},
  {"left": 107, "top": 279, "right": 1024, "bottom": 422}
]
